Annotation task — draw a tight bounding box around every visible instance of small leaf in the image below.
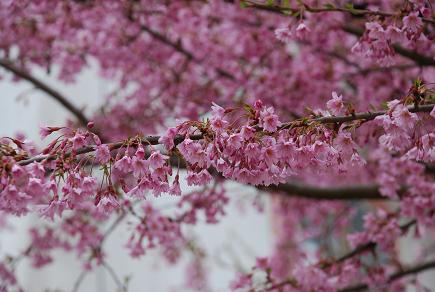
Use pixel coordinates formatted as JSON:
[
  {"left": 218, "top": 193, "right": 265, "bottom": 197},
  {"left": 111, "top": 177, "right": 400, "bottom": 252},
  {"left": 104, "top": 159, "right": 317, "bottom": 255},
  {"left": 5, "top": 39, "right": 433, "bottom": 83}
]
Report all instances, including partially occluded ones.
[
  {"left": 344, "top": 3, "right": 354, "bottom": 9},
  {"left": 242, "top": 103, "right": 254, "bottom": 114},
  {"left": 282, "top": 0, "right": 291, "bottom": 8},
  {"left": 324, "top": 3, "right": 335, "bottom": 9}
]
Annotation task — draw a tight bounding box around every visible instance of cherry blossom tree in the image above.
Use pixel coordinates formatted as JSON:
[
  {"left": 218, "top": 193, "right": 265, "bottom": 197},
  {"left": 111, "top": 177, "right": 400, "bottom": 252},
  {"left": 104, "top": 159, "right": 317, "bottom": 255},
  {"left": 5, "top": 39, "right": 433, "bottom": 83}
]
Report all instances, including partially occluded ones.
[{"left": 0, "top": 0, "right": 434, "bottom": 291}]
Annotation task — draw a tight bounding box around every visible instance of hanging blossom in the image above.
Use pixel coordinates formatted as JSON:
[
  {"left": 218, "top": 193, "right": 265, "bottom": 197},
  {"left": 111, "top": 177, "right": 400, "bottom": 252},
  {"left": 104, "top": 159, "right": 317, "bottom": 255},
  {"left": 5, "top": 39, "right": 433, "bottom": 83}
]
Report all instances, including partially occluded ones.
[
  {"left": 275, "top": 21, "right": 311, "bottom": 43},
  {"left": 125, "top": 203, "right": 184, "bottom": 263},
  {"left": 351, "top": 22, "right": 397, "bottom": 65}
]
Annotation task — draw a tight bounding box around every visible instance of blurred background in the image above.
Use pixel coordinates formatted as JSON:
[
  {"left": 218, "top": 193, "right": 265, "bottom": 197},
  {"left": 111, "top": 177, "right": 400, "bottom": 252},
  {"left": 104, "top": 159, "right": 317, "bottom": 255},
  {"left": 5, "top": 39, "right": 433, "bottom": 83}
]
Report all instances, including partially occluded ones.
[
  {"left": 0, "top": 64, "right": 273, "bottom": 291},
  {"left": 1, "top": 65, "right": 434, "bottom": 292}
]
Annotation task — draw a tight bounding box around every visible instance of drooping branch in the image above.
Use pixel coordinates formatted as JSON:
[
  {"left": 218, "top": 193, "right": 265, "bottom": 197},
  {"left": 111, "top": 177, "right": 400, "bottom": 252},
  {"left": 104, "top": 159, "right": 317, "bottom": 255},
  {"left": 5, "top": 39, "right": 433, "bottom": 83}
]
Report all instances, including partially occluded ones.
[
  {"left": 281, "top": 104, "right": 434, "bottom": 127},
  {"left": 265, "top": 183, "right": 384, "bottom": 200},
  {"left": 0, "top": 59, "right": 90, "bottom": 127}
]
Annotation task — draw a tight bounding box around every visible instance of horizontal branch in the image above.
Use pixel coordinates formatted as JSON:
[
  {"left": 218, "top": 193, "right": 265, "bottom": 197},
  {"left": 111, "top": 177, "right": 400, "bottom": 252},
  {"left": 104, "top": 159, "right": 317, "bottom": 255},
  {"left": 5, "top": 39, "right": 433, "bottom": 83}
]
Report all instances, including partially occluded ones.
[
  {"left": 241, "top": 2, "right": 435, "bottom": 67},
  {"left": 17, "top": 103, "right": 434, "bottom": 167},
  {"left": 17, "top": 133, "right": 202, "bottom": 166},
  {"left": 340, "top": 259, "right": 435, "bottom": 291},
  {"left": 244, "top": 1, "right": 435, "bottom": 24},
  {"left": 140, "top": 25, "right": 236, "bottom": 81},
  {"left": 341, "top": 25, "right": 435, "bottom": 67},
  {"left": 333, "top": 219, "right": 416, "bottom": 267},
  {"left": 265, "top": 220, "right": 417, "bottom": 291},
  {"left": 0, "top": 59, "right": 90, "bottom": 126},
  {"left": 265, "top": 183, "right": 384, "bottom": 200},
  {"left": 281, "top": 103, "right": 434, "bottom": 127}
]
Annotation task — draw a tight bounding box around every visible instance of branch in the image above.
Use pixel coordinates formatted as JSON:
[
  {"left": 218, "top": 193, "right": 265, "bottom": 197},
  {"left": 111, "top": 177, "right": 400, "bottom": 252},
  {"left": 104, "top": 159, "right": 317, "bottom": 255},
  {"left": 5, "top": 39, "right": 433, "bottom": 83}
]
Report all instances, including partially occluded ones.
[
  {"left": 140, "top": 25, "right": 236, "bottom": 81},
  {"left": 265, "top": 183, "right": 384, "bottom": 200},
  {"left": 263, "top": 220, "right": 417, "bottom": 291},
  {"left": 281, "top": 104, "right": 434, "bottom": 127},
  {"left": 341, "top": 25, "right": 435, "bottom": 67},
  {"left": 241, "top": 2, "right": 435, "bottom": 67},
  {"left": 340, "top": 260, "right": 435, "bottom": 291},
  {"left": 244, "top": 1, "right": 435, "bottom": 24},
  {"left": 71, "top": 270, "right": 87, "bottom": 292},
  {"left": 335, "top": 219, "right": 416, "bottom": 264},
  {"left": 14, "top": 103, "right": 434, "bottom": 202},
  {"left": 0, "top": 59, "right": 90, "bottom": 126},
  {"left": 16, "top": 103, "right": 434, "bottom": 166}
]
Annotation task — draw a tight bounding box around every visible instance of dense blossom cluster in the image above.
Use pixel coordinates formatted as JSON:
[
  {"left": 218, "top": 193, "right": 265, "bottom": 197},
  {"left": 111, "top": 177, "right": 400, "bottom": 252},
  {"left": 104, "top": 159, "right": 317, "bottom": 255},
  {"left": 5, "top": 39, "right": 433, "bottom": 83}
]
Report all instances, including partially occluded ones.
[
  {"left": 162, "top": 97, "right": 368, "bottom": 188},
  {"left": 0, "top": 0, "right": 435, "bottom": 291}
]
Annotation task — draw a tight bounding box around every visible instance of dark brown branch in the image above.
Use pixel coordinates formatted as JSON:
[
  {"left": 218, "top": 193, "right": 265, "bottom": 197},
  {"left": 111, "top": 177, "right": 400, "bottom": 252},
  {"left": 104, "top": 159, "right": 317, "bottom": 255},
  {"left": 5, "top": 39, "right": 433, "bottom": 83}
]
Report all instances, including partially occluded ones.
[
  {"left": 244, "top": 1, "right": 435, "bottom": 24},
  {"left": 341, "top": 25, "right": 435, "bottom": 67},
  {"left": 344, "top": 64, "right": 417, "bottom": 77},
  {"left": 240, "top": 2, "right": 435, "bottom": 67},
  {"left": 340, "top": 260, "right": 435, "bottom": 291},
  {"left": 335, "top": 219, "right": 416, "bottom": 264},
  {"left": 0, "top": 59, "right": 90, "bottom": 126},
  {"left": 265, "top": 183, "right": 384, "bottom": 200},
  {"left": 279, "top": 103, "right": 434, "bottom": 128},
  {"left": 140, "top": 25, "right": 236, "bottom": 81}
]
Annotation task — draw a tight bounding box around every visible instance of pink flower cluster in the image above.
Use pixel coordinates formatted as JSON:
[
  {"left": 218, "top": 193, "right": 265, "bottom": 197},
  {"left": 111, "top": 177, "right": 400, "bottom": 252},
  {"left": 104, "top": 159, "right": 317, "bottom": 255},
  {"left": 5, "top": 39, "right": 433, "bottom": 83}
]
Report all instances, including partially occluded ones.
[
  {"left": 161, "top": 99, "right": 365, "bottom": 187},
  {"left": 351, "top": 8, "right": 427, "bottom": 64},
  {"left": 347, "top": 209, "right": 402, "bottom": 251},
  {"left": 126, "top": 204, "right": 183, "bottom": 263},
  {"left": 27, "top": 227, "right": 70, "bottom": 268},
  {"left": 375, "top": 100, "right": 419, "bottom": 153}
]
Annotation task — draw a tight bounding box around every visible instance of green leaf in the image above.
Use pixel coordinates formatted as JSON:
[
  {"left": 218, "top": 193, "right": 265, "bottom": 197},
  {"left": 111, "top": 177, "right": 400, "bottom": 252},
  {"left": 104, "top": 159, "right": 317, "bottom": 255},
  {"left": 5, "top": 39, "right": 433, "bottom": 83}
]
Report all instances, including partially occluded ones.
[
  {"left": 323, "top": 3, "right": 335, "bottom": 9},
  {"left": 344, "top": 3, "right": 364, "bottom": 15},
  {"left": 292, "top": 11, "right": 300, "bottom": 17},
  {"left": 282, "top": 0, "right": 291, "bottom": 8},
  {"left": 242, "top": 103, "right": 254, "bottom": 114}
]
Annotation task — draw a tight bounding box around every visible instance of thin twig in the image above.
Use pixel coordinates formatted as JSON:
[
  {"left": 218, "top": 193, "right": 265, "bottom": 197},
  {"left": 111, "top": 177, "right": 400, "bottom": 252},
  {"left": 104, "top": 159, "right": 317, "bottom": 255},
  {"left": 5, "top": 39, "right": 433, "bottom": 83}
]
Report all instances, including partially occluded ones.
[
  {"left": 340, "top": 260, "right": 435, "bottom": 291},
  {"left": 140, "top": 25, "right": 236, "bottom": 81},
  {"left": 102, "top": 261, "right": 128, "bottom": 292},
  {"left": 244, "top": 1, "right": 435, "bottom": 24},
  {"left": 71, "top": 270, "right": 87, "bottom": 292},
  {"left": 240, "top": 2, "right": 435, "bottom": 67},
  {"left": 0, "top": 59, "right": 90, "bottom": 126}
]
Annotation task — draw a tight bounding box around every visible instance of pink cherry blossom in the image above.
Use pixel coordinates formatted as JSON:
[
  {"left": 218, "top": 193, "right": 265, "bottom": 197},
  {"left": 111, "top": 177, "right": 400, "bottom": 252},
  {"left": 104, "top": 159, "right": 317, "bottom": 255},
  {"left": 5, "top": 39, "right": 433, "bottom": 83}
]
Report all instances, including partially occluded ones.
[{"left": 95, "top": 144, "right": 110, "bottom": 164}]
